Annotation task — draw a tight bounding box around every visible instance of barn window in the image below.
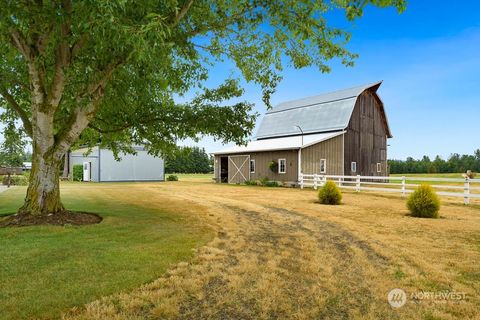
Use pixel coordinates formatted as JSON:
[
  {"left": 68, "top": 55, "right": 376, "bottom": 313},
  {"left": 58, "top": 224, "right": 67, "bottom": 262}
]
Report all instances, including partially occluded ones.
[
  {"left": 278, "top": 159, "right": 286, "bottom": 174},
  {"left": 320, "top": 159, "right": 326, "bottom": 174},
  {"left": 377, "top": 163, "right": 382, "bottom": 173},
  {"left": 250, "top": 159, "right": 255, "bottom": 173},
  {"left": 351, "top": 162, "right": 357, "bottom": 173}
]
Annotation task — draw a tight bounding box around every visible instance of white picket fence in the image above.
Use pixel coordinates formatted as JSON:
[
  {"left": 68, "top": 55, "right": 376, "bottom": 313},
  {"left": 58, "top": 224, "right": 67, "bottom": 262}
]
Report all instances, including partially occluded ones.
[{"left": 299, "top": 174, "right": 480, "bottom": 205}]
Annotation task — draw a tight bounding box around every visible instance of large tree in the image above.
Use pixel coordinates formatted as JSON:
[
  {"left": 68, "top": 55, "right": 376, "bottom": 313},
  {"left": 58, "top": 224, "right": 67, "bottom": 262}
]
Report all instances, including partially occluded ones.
[{"left": 0, "top": 0, "right": 405, "bottom": 216}]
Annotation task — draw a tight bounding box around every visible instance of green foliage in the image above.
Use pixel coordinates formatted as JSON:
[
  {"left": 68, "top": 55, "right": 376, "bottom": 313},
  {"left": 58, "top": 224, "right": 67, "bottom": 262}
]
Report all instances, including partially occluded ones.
[
  {"left": 264, "top": 180, "right": 280, "bottom": 187},
  {"left": 257, "top": 177, "right": 279, "bottom": 187},
  {"left": 165, "top": 147, "right": 211, "bottom": 174},
  {"left": 2, "top": 174, "right": 28, "bottom": 186},
  {"left": 0, "top": 122, "right": 26, "bottom": 167},
  {"left": 318, "top": 180, "right": 342, "bottom": 205},
  {"left": 166, "top": 174, "right": 178, "bottom": 181},
  {"left": 10, "top": 174, "right": 28, "bottom": 186},
  {"left": 259, "top": 177, "right": 270, "bottom": 186},
  {"left": 245, "top": 179, "right": 258, "bottom": 186},
  {"left": 0, "top": 0, "right": 406, "bottom": 161},
  {"left": 407, "top": 185, "right": 440, "bottom": 218},
  {"left": 389, "top": 150, "right": 480, "bottom": 174},
  {"left": 72, "top": 164, "right": 83, "bottom": 182},
  {"left": 268, "top": 161, "right": 278, "bottom": 173}
]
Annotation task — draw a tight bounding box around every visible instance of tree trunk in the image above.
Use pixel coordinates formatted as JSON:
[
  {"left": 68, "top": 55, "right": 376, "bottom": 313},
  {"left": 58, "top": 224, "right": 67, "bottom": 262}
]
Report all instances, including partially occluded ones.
[
  {"left": 62, "top": 151, "right": 70, "bottom": 179},
  {"left": 18, "top": 146, "right": 65, "bottom": 215}
]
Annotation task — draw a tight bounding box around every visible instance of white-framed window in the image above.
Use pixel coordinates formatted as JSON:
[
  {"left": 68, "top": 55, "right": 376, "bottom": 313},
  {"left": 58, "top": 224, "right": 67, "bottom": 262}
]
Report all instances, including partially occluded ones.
[
  {"left": 250, "top": 159, "right": 255, "bottom": 173},
  {"left": 320, "top": 159, "right": 326, "bottom": 174},
  {"left": 351, "top": 161, "right": 357, "bottom": 173},
  {"left": 377, "top": 162, "right": 382, "bottom": 173},
  {"left": 278, "top": 158, "right": 286, "bottom": 174}
]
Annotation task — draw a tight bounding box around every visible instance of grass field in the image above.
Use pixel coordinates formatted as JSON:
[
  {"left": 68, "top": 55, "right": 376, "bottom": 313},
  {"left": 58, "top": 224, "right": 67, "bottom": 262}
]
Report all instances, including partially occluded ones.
[
  {"left": 173, "top": 173, "right": 213, "bottom": 182},
  {"left": 0, "top": 183, "right": 212, "bottom": 320},
  {"left": 2, "top": 179, "right": 480, "bottom": 319},
  {"left": 391, "top": 173, "right": 469, "bottom": 178}
]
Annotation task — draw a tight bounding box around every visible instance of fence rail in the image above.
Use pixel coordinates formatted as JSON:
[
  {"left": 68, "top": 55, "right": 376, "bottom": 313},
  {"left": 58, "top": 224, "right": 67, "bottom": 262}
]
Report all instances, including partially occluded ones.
[{"left": 299, "top": 174, "right": 480, "bottom": 205}]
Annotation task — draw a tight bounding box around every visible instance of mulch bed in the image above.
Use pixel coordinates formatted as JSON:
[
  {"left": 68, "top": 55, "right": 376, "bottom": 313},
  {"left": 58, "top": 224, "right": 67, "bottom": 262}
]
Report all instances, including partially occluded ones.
[{"left": 0, "top": 211, "right": 102, "bottom": 228}]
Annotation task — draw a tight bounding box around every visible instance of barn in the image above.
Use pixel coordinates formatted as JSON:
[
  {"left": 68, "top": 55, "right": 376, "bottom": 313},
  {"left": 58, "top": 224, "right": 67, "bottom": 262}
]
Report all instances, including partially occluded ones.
[
  {"left": 212, "top": 81, "right": 392, "bottom": 185},
  {"left": 68, "top": 145, "right": 164, "bottom": 182}
]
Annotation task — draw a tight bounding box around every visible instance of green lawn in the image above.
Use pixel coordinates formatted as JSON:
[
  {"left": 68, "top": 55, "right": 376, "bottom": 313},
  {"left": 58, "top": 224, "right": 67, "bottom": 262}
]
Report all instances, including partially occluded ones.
[
  {"left": 390, "top": 172, "right": 469, "bottom": 179},
  {"left": 172, "top": 173, "right": 213, "bottom": 182},
  {"left": 389, "top": 172, "right": 480, "bottom": 188},
  {"left": 0, "top": 183, "right": 212, "bottom": 320}
]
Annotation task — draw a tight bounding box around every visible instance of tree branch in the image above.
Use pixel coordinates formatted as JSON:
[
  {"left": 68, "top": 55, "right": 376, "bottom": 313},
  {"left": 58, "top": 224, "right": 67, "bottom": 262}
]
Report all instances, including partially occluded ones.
[
  {"left": 88, "top": 122, "right": 132, "bottom": 134},
  {"left": 9, "top": 27, "right": 47, "bottom": 108},
  {"left": 0, "top": 84, "right": 33, "bottom": 137},
  {"left": 173, "top": 0, "right": 194, "bottom": 26},
  {"left": 75, "top": 59, "right": 124, "bottom": 102},
  {"left": 53, "top": 58, "right": 124, "bottom": 158},
  {"left": 47, "top": 0, "right": 75, "bottom": 110},
  {"left": 71, "top": 34, "right": 88, "bottom": 58},
  {"left": 9, "top": 29, "right": 33, "bottom": 61}
]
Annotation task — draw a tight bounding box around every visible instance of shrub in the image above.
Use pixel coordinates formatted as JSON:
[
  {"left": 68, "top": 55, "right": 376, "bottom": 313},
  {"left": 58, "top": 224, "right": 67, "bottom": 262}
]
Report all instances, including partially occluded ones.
[
  {"left": 264, "top": 180, "right": 279, "bottom": 187},
  {"left": 318, "top": 180, "right": 342, "bottom": 205},
  {"left": 259, "top": 176, "right": 270, "bottom": 186},
  {"left": 73, "top": 164, "right": 83, "bottom": 181},
  {"left": 407, "top": 184, "right": 440, "bottom": 218},
  {"left": 245, "top": 180, "right": 258, "bottom": 186},
  {"left": 166, "top": 174, "right": 178, "bottom": 181},
  {"left": 2, "top": 174, "right": 28, "bottom": 186}
]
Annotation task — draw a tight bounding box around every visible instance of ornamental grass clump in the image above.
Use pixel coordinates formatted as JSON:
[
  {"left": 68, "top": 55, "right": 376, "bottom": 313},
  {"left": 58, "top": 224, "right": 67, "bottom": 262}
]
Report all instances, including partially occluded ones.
[
  {"left": 318, "top": 180, "right": 342, "bottom": 205},
  {"left": 407, "top": 184, "right": 440, "bottom": 218}
]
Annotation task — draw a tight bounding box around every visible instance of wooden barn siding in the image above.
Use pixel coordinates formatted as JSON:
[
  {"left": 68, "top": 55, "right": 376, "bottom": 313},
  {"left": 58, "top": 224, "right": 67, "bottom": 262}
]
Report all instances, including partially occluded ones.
[
  {"left": 344, "top": 90, "right": 388, "bottom": 176},
  {"left": 301, "top": 134, "right": 344, "bottom": 175},
  {"left": 215, "top": 150, "right": 298, "bottom": 183},
  {"left": 250, "top": 150, "right": 298, "bottom": 182}
]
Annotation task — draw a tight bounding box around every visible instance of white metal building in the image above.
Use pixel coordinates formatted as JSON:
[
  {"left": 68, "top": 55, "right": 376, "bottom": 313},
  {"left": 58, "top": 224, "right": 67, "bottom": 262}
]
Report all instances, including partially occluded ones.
[{"left": 69, "top": 146, "right": 164, "bottom": 182}]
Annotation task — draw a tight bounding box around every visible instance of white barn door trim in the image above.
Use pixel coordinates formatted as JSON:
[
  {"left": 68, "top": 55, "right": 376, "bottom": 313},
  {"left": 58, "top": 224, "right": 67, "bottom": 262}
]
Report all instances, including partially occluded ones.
[{"left": 228, "top": 155, "right": 250, "bottom": 184}]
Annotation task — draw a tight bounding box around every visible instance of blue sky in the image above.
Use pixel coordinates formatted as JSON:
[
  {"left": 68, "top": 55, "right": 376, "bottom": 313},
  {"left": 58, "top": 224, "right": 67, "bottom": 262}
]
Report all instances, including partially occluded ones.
[
  {"left": 183, "top": 1, "right": 480, "bottom": 160},
  {"left": 1, "top": 1, "right": 479, "bottom": 160}
]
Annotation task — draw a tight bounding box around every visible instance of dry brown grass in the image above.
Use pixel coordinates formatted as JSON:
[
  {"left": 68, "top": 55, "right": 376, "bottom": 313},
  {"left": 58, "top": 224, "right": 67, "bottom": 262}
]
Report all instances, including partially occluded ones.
[{"left": 64, "top": 180, "right": 480, "bottom": 320}]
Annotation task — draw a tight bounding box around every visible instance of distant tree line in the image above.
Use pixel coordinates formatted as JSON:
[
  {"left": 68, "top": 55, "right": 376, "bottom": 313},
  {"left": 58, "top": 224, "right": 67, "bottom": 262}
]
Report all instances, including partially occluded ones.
[
  {"left": 0, "top": 125, "right": 31, "bottom": 167},
  {"left": 388, "top": 149, "right": 480, "bottom": 174},
  {"left": 165, "top": 146, "right": 212, "bottom": 174}
]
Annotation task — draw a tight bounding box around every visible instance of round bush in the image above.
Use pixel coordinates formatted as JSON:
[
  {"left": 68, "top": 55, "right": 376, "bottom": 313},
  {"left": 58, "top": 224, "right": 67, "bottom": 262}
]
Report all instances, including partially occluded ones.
[
  {"left": 318, "top": 180, "right": 342, "bottom": 205},
  {"left": 166, "top": 174, "right": 178, "bottom": 181},
  {"left": 407, "top": 184, "right": 440, "bottom": 218}
]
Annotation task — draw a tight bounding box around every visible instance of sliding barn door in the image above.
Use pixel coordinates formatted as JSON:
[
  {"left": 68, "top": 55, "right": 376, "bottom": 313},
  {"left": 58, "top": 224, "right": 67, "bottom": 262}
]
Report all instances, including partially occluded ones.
[{"left": 228, "top": 155, "right": 250, "bottom": 184}]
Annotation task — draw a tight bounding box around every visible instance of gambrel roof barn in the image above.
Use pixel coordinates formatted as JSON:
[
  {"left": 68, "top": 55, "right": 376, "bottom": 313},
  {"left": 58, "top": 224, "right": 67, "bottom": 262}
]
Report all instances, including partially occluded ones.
[{"left": 213, "top": 81, "right": 392, "bottom": 185}]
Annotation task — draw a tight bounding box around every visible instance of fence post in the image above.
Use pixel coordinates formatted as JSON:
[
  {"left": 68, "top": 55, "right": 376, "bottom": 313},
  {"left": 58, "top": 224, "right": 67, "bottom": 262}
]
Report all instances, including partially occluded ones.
[
  {"left": 313, "top": 174, "right": 318, "bottom": 190},
  {"left": 464, "top": 177, "right": 470, "bottom": 205},
  {"left": 401, "top": 176, "right": 406, "bottom": 197},
  {"left": 356, "top": 175, "right": 361, "bottom": 192},
  {"left": 320, "top": 175, "right": 326, "bottom": 187},
  {"left": 299, "top": 173, "right": 304, "bottom": 189}
]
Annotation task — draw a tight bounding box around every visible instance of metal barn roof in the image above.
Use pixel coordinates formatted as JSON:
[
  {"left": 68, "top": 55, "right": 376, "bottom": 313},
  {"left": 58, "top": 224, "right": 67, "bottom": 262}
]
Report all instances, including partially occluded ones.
[
  {"left": 213, "top": 131, "right": 344, "bottom": 155},
  {"left": 256, "top": 81, "right": 384, "bottom": 139}
]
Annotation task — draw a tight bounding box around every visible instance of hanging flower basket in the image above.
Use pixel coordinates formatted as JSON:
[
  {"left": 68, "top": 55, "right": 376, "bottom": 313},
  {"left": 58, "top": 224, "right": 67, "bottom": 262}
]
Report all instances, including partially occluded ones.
[{"left": 268, "top": 160, "right": 278, "bottom": 173}]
